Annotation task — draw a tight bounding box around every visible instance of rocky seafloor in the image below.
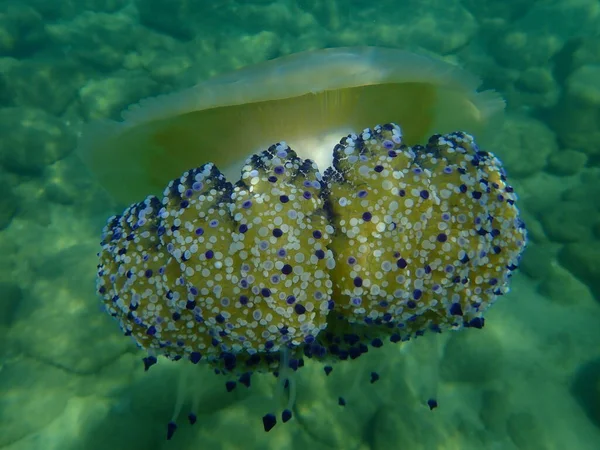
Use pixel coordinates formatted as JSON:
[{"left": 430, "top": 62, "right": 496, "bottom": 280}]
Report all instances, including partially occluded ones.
[{"left": 1, "top": 0, "right": 600, "bottom": 449}]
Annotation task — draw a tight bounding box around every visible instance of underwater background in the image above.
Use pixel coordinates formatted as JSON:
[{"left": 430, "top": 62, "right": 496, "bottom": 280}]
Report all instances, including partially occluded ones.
[{"left": 0, "top": 0, "right": 599, "bottom": 449}]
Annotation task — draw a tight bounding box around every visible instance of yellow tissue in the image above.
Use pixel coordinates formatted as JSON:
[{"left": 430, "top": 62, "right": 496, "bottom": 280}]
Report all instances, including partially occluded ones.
[{"left": 78, "top": 47, "right": 504, "bottom": 204}]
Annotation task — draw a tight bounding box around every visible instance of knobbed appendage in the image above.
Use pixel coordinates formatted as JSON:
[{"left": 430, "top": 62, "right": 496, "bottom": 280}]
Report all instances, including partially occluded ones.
[
  {"left": 96, "top": 123, "right": 527, "bottom": 437},
  {"left": 315, "top": 124, "right": 526, "bottom": 360}
]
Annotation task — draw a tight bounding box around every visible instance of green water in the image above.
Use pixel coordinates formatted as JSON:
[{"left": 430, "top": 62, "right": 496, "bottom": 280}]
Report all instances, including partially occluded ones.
[{"left": 0, "top": 1, "right": 599, "bottom": 449}]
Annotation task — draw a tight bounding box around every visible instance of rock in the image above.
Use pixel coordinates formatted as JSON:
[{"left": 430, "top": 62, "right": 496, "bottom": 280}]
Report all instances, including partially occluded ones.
[
  {"left": 457, "top": 42, "right": 559, "bottom": 112},
  {"left": 46, "top": 10, "right": 174, "bottom": 73},
  {"left": 137, "top": 0, "right": 476, "bottom": 55},
  {"left": 553, "top": 36, "right": 600, "bottom": 84},
  {"left": 0, "top": 281, "right": 21, "bottom": 326},
  {"left": 518, "top": 172, "right": 567, "bottom": 219},
  {"left": 0, "top": 357, "right": 71, "bottom": 447},
  {"left": 47, "top": 13, "right": 127, "bottom": 71},
  {"left": 78, "top": 72, "right": 160, "bottom": 121},
  {"left": 538, "top": 263, "right": 595, "bottom": 306},
  {"left": 517, "top": 209, "right": 547, "bottom": 244},
  {"left": 571, "top": 357, "right": 600, "bottom": 430},
  {"left": 539, "top": 201, "right": 598, "bottom": 243},
  {"left": 42, "top": 156, "right": 99, "bottom": 207},
  {"left": 135, "top": 0, "right": 240, "bottom": 40},
  {"left": 593, "top": 221, "right": 600, "bottom": 240},
  {"left": 332, "top": 0, "right": 478, "bottom": 54},
  {"left": 519, "top": 242, "right": 555, "bottom": 280},
  {"left": 0, "top": 233, "right": 18, "bottom": 276},
  {"left": 44, "top": 181, "right": 76, "bottom": 206},
  {"left": 11, "top": 243, "right": 132, "bottom": 374},
  {"left": 562, "top": 170, "right": 600, "bottom": 203},
  {"left": 490, "top": 27, "right": 561, "bottom": 71},
  {"left": 547, "top": 149, "right": 588, "bottom": 176},
  {"left": 8, "top": 178, "right": 53, "bottom": 227},
  {"left": 512, "top": 69, "right": 560, "bottom": 110},
  {"left": 27, "top": 0, "right": 129, "bottom": 20},
  {"left": 297, "top": 0, "right": 343, "bottom": 30},
  {"left": 145, "top": 53, "right": 194, "bottom": 85},
  {"left": 218, "top": 31, "right": 281, "bottom": 67},
  {"left": 440, "top": 329, "right": 503, "bottom": 383},
  {"left": 291, "top": 359, "right": 383, "bottom": 449},
  {"left": 552, "top": 64, "right": 600, "bottom": 157},
  {"left": 2, "top": 59, "right": 89, "bottom": 116},
  {"left": 371, "top": 404, "right": 440, "bottom": 450},
  {"left": 0, "top": 107, "right": 76, "bottom": 174},
  {"left": 568, "top": 37, "right": 600, "bottom": 74},
  {"left": 0, "top": 3, "right": 48, "bottom": 57},
  {"left": 515, "top": 67, "right": 557, "bottom": 94},
  {"left": 488, "top": 115, "right": 557, "bottom": 178},
  {"left": 512, "top": 66, "right": 562, "bottom": 109},
  {"left": 45, "top": 156, "right": 118, "bottom": 220},
  {"left": 0, "top": 57, "right": 19, "bottom": 107},
  {"left": 0, "top": 177, "right": 18, "bottom": 229},
  {"left": 479, "top": 389, "right": 511, "bottom": 435},
  {"left": 461, "top": 0, "right": 535, "bottom": 22},
  {"left": 506, "top": 412, "right": 548, "bottom": 450},
  {"left": 559, "top": 241, "right": 600, "bottom": 301},
  {"left": 489, "top": 0, "right": 600, "bottom": 71}
]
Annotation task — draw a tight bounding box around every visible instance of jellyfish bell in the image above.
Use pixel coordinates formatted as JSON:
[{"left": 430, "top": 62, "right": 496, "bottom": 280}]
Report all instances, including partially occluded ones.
[{"left": 77, "top": 46, "right": 504, "bottom": 204}]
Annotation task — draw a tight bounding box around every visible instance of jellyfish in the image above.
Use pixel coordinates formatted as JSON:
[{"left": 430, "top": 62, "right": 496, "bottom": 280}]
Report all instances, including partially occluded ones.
[{"left": 87, "top": 48, "right": 524, "bottom": 439}]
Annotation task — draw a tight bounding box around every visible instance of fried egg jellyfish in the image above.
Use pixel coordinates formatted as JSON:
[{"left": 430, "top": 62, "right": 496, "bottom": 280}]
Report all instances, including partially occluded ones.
[{"left": 84, "top": 48, "right": 525, "bottom": 440}]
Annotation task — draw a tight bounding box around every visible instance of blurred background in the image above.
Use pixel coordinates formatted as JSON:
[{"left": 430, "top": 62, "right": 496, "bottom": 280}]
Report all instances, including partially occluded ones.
[{"left": 0, "top": 0, "right": 599, "bottom": 449}]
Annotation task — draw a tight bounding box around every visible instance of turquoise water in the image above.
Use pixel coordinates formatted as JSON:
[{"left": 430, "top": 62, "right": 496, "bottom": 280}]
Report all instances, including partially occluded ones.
[{"left": 1, "top": 1, "right": 599, "bottom": 449}]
